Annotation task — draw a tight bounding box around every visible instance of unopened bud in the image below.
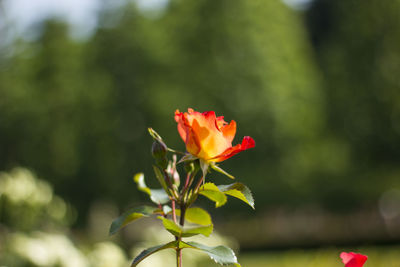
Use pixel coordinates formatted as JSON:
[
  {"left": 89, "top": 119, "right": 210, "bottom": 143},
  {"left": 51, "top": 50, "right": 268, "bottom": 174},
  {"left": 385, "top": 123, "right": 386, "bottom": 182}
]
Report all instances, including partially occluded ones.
[
  {"left": 151, "top": 140, "right": 167, "bottom": 159},
  {"left": 172, "top": 170, "right": 180, "bottom": 186},
  {"left": 167, "top": 155, "right": 180, "bottom": 186},
  {"left": 151, "top": 140, "right": 168, "bottom": 168}
]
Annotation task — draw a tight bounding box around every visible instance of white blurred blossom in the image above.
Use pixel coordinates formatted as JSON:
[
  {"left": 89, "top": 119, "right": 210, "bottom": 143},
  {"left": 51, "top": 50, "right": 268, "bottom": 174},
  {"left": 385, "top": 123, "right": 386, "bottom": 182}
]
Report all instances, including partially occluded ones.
[
  {"left": 9, "top": 232, "right": 89, "bottom": 267},
  {"left": 0, "top": 167, "right": 52, "bottom": 205},
  {"left": 88, "top": 242, "right": 129, "bottom": 267},
  {"left": 0, "top": 168, "right": 129, "bottom": 267}
]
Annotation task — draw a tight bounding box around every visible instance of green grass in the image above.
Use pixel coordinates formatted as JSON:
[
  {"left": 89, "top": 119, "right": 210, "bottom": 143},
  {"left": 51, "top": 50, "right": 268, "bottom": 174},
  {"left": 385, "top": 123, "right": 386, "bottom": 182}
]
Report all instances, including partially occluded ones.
[{"left": 198, "top": 246, "right": 400, "bottom": 267}]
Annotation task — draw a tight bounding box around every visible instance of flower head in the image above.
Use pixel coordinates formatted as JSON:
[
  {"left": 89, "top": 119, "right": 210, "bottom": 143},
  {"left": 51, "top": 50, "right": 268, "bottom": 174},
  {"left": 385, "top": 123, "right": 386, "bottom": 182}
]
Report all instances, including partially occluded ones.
[
  {"left": 174, "top": 108, "right": 255, "bottom": 162},
  {"left": 340, "top": 252, "right": 368, "bottom": 267}
]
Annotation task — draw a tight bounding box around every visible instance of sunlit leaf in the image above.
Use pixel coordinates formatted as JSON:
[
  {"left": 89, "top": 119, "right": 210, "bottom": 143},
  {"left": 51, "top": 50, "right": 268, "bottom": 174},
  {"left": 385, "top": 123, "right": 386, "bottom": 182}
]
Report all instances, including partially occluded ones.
[
  {"left": 218, "top": 183, "right": 255, "bottom": 209},
  {"left": 109, "top": 206, "right": 157, "bottom": 235},
  {"left": 158, "top": 216, "right": 182, "bottom": 236},
  {"left": 133, "top": 173, "right": 170, "bottom": 204},
  {"left": 175, "top": 207, "right": 212, "bottom": 226},
  {"left": 183, "top": 241, "right": 241, "bottom": 266},
  {"left": 134, "top": 173, "right": 151, "bottom": 195},
  {"left": 150, "top": 189, "right": 170, "bottom": 204},
  {"left": 131, "top": 241, "right": 177, "bottom": 267},
  {"left": 183, "top": 224, "right": 213, "bottom": 237},
  {"left": 158, "top": 216, "right": 213, "bottom": 237},
  {"left": 210, "top": 163, "right": 235, "bottom": 179},
  {"left": 199, "top": 182, "right": 227, "bottom": 208},
  {"left": 162, "top": 205, "right": 172, "bottom": 215}
]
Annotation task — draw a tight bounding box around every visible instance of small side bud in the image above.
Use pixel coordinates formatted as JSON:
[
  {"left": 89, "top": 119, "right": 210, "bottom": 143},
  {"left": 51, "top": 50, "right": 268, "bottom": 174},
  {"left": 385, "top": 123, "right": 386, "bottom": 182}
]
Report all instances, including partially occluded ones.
[
  {"left": 148, "top": 128, "right": 168, "bottom": 168},
  {"left": 152, "top": 141, "right": 168, "bottom": 169},
  {"left": 167, "top": 155, "right": 180, "bottom": 186},
  {"left": 151, "top": 139, "right": 168, "bottom": 160}
]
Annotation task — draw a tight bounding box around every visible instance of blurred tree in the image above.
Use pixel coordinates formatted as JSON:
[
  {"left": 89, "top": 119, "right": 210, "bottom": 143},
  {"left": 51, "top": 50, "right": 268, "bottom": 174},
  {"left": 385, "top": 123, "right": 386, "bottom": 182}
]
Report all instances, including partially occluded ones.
[
  {"left": 0, "top": 0, "right": 341, "bottom": 223},
  {"left": 307, "top": 0, "right": 400, "bottom": 207},
  {"left": 91, "top": 0, "right": 331, "bottom": 211},
  {"left": 0, "top": 21, "right": 118, "bottom": 220}
]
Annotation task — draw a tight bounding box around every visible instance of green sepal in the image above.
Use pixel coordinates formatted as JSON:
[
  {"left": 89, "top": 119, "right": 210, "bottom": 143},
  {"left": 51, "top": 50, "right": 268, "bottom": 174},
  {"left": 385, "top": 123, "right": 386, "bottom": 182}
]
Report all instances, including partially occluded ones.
[
  {"left": 199, "top": 183, "right": 227, "bottom": 208},
  {"left": 178, "top": 153, "right": 198, "bottom": 163},
  {"left": 182, "top": 241, "right": 241, "bottom": 266},
  {"left": 133, "top": 173, "right": 170, "bottom": 204},
  {"left": 147, "top": 127, "right": 163, "bottom": 141},
  {"left": 158, "top": 216, "right": 213, "bottom": 238},
  {"left": 109, "top": 206, "right": 157, "bottom": 235},
  {"left": 131, "top": 241, "right": 177, "bottom": 267},
  {"left": 200, "top": 159, "right": 209, "bottom": 178},
  {"left": 210, "top": 163, "right": 235, "bottom": 179},
  {"left": 218, "top": 183, "right": 255, "bottom": 209},
  {"left": 175, "top": 207, "right": 212, "bottom": 226}
]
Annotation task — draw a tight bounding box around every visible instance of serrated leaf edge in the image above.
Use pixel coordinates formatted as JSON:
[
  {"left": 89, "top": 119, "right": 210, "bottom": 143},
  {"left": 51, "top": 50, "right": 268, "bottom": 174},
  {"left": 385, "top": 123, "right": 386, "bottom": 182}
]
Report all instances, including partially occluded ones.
[
  {"left": 131, "top": 241, "right": 177, "bottom": 267},
  {"left": 183, "top": 241, "right": 240, "bottom": 266},
  {"left": 219, "top": 183, "right": 255, "bottom": 209}
]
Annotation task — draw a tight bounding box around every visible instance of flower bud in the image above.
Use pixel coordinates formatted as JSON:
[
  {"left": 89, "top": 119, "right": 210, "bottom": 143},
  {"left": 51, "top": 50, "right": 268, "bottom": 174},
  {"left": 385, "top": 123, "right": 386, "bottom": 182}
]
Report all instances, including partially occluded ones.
[
  {"left": 151, "top": 140, "right": 168, "bottom": 168},
  {"left": 151, "top": 140, "right": 167, "bottom": 159},
  {"left": 172, "top": 170, "right": 180, "bottom": 186},
  {"left": 167, "top": 155, "right": 180, "bottom": 186}
]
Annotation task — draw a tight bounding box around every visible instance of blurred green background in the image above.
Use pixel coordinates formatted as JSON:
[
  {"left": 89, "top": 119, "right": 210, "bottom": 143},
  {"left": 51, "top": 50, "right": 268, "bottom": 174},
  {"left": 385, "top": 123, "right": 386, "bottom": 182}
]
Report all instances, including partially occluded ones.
[{"left": 1, "top": 0, "right": 400, "bottom": 266}]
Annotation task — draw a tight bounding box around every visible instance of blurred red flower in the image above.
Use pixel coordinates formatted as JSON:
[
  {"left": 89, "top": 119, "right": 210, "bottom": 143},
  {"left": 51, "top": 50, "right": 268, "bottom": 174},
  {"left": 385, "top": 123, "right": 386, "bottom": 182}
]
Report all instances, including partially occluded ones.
[{"left": 340, "top": 252, "right": 368, "bottom": 267}]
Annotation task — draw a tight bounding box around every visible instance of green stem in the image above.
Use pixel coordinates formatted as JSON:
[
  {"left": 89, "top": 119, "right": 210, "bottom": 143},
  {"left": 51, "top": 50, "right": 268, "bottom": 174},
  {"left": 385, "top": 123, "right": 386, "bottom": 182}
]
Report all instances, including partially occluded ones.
[
  {"left": 182, "top": 173, "right": 191, "bottom": 193},
  {"left": 176, "top": 190, "right": 187, "bottom": 267},
  {"left": 179, "top": 204, "right": 186, "bottom": 226},
  {"left": 167, "top": 148, "right": 186, "bottom": 155},
  {"left": 181, "top": 172, "right": 193, "bottom": 202},
  {"left": 176, "top": 230, "right": 183, "bottom": 266},
  {"left": 175, "top": 170, "right": 203, "bottom": 267},
  {"left": 186, "top": 175, "right": 204, "bottom": 207},
  {"left": 163, "top": 170, "right": 179, "bottom": 200},
  {"left": 171, "top": 200, "right": 177, "bottom": 224},
  {"left": 177, "top": 247, "right": 182, "bottom": 267},
  {"left": 193, "top": 175, "right": 204, "bottom": 193}
]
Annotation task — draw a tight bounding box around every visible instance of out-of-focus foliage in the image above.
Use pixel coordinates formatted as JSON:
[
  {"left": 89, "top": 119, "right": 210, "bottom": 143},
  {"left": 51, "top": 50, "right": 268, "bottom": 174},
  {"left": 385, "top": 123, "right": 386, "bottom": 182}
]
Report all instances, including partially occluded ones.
[
  {"left": 0, "top": 167, "right": 76, "bottom": 231},
  {"left": 0, "top": 0, "right": 399, "bottom": 231},
  {"left": 0, "top": 0, "right": 329, "bottom": 221},
  {"left": 0, "top": 167, "right": 129, "bottom": 266},
  {"left": 306, "top": 0, "right": 400, "bottom": 208}
]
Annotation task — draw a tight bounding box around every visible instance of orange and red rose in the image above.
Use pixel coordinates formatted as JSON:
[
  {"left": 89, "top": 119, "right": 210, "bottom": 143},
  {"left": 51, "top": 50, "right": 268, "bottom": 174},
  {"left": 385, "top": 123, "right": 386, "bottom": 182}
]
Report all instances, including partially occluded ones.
[
  {"left": 174, "top": 108, "right": 255, "bottom": 162},
  {"left": 340, "top": 252, "right": 368, "bottom": 267}
]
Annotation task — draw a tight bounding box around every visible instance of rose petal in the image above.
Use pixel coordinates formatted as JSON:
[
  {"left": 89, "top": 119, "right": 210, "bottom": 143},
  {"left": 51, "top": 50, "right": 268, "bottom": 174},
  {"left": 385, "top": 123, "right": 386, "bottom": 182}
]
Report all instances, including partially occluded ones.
[
  {"left": 191, "top": 115, "right": 231, "bottom": 160},
  {"left": 212, "top": 136, "right": 255, "bottom": 162},
  {"left": 175, "top": 110, "right": 187, "bottom": 142},
  {"left": 221, "top": 120, "right": 236, "bottom": 143},
  {"left": 215, "top": 116, "right": 227, "bottom": 130}
]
